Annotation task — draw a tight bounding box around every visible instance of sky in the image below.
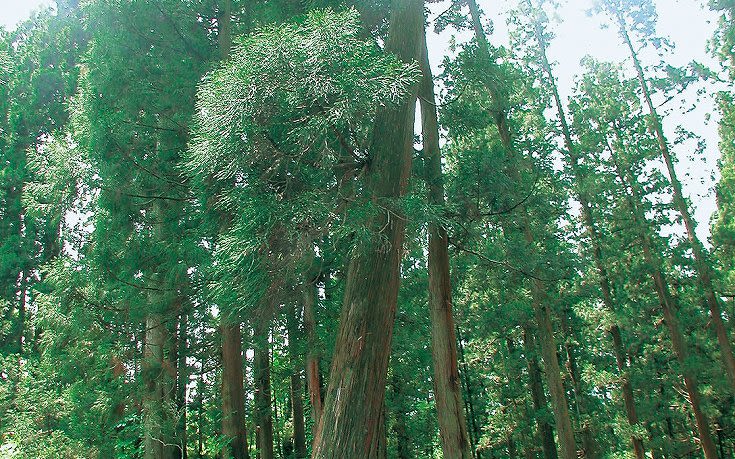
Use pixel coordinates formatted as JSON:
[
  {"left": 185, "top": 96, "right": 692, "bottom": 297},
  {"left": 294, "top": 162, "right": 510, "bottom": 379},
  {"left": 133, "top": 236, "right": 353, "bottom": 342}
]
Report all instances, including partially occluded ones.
[{"left": 0, "top": 0, "right": 725, "bottom": 243}]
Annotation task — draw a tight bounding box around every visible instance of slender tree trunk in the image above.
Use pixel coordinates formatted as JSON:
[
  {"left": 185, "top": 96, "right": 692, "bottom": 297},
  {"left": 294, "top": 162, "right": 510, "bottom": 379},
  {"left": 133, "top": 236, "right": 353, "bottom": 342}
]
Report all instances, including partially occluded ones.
[
  {"left": 608, "top": 138, "right": 719, "bottom": 459},
  {"left": 522, "top": 327, "right": 559, "bottom": 459},
  {"left": 197, "top": 369, "right": 204, "bottom": 459},
  {"left": 528, "top": 284, "right": 577, "bottom": 459},
  {"left": 254, "top": 328, "right": 275, "bottom": 459},
  {"left": 527, "top": 6, "right": 646, "bottom": 456},
  {"left": 456, "top": 326, "right": 482, "bottom": 459},
  {"left": 418, "top": 16, "right": 472, "bottom": 459},
  {"left": 310, "top": 1, "right": 423, "bottom": 456},
  {"left": 173, "top": 311, "right": 188, "bottom": 459},
  {"left": 143, "top": 312, "right": 169, "bottom": 459},
  {"left": 390, "top": 375, "right": 412, "bottom": 459},
  {"left": 613, "top": 3, "right": 735, "bottom": 395},
  {"left": 287, "top": 302, "right": 308, "bottom": 458},
  {"left": 302, "top": 276, "right": 323, "bottom": 427},
  {"left": 559, "top": 310, "right": 597, "bottom": 459}
]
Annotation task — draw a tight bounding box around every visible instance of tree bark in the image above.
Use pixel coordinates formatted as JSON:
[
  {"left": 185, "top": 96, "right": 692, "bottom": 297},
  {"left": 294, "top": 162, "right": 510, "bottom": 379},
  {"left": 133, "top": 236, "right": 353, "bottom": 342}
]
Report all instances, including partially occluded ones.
[
  {"left": 559, "top": 310, "right": 597, "bottom": 459},
  {"left": 287, "top": 302, "right": 308, "bottom": 458},
  {"left": 522, "top": 327, "right": 559, "bottom": 459},
  {"left": 218, "top": 2, "right": 249, "bottom": 457},
  {"left": 310, "top": 1, "right": 423, "bottom": 457},
  {"left": 390, "top": 375, "right": 412, "bottom": 459},
  {"left": 302, "top": 276, "right": 323, "bottom": 428},
  {"left": 254, "top": 329, "right": 275, "bottom": 459},
  {"left": 143, "top": 312, "right": 172, "bottom": 459},
  {"left": 222, "top": 321, "right": 249, "bottom": 459},
  {"left": 174, "top": 311, "right": 189, "bottom": 459},
  {"left": 418, "top": 15, "right": 472, "bottom": 459}
]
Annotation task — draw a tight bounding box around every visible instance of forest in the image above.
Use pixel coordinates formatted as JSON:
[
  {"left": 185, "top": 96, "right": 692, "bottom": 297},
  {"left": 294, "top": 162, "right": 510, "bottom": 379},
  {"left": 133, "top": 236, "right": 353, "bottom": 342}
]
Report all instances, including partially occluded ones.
[{"left": 1, "top": 0, "right": 735, "bottom": 458}]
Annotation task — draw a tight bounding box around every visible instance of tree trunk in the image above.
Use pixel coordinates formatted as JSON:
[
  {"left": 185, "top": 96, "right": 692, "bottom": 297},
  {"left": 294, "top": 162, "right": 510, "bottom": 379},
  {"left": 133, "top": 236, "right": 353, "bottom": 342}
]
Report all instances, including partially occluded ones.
[
  {"left": 310, "top": 1, "right": 423, "bottom": 457},
  {"left": 609, "top": 138, "right": 719, "bottom": 459},
  {"left": 302, "top": 276, "right": 323, "bottom": 428},
  {"left": 390, "top": 375, "right": 412, "bottom": 459},
  {"left": 222, "top": 321, "right": 249, "bottom": 459},
  {"left": 254, "top": 330, "right": 275, "bottom": 459},
  {"left": 613, "top": 2, "right": 735, "bottom": 396},
  {"left": 418, "top": 15, "right": 472, "bottom": 459},
  {"left": 143, "top": 312, "right": 172, "bottom": 459},
  {"left": 218, "top": 2, "right": 249, "bottom": 457},
  {"left": 456, "top": 326, "right": 483, "bottom": 459},
  {"left": 287, "top": 302, "right": 308, "bottom": 458},
  {"left": 173, "top": 311, "right": 188, "bottom": 459},
  {"left": 559, "top": 310, "right": 597, "bottom": 459},
  {"left": 528, "top": 290, "right": 577, "bottom": 459},
  {"left": 522, "top": 327, "right": 559, "bottom": 459}
]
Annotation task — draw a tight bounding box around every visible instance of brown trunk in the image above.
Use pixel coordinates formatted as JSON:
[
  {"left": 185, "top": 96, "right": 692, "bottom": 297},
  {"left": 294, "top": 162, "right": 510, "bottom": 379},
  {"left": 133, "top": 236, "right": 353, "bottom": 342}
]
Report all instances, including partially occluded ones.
[
  {"left": 559, "top": 311, "right": 596, "bottom": 459},
  {"left": 418, "top": 15, "right": 472, "bottom": 459},
  {"left": 143, "top": 312, "right": 172, "bottom": 459},
  {"left": 456, "top": 326, "right": 482, "bottom": 459},
  {"left": 254, "top": 331, "right": 275, "bottom": 459},
  {"left": 613, "top": 2, "right": 735, "bottom": 396},
  {"left": 609, "top": 139, "right": 719, "bottom": 459},
  {"left": 310, "top": 1, "right": 423, "bottom": 457},
  {"left": 522, "top": 328, "right": 559, "bottom": 459},
  {"left": 529, "top": 282, "right": 577, "bottom": 459},
  {"left": 222, "top": 321, "right": 249, "bottom": 459},
  {"left": 302, "top": 277, "right": 323, "bottom": 427},
  {"left": 217, "top": 3, "right": 249, "bottom": 457},
  {"left": 287, "top": 303, "right": 308, "bottom": 458},
  {"left": 172, "top": 312, "right": 188, "bottom": 459},
  {"left": 197, "top": 370, "right": 205, "bottom": 459},
  {"left": 390, "top": 375, "right": 412, "bottom": 459},
  {"left": 527, "top": 5, "right": 646, "bottom": 456}
]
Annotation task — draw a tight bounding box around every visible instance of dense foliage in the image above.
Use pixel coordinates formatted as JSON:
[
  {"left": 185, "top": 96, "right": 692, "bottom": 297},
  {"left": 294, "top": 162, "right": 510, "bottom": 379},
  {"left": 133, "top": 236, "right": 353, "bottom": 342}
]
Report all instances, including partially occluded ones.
[{"left": 1, "top": 0, "right": 734, "bottom": 458}]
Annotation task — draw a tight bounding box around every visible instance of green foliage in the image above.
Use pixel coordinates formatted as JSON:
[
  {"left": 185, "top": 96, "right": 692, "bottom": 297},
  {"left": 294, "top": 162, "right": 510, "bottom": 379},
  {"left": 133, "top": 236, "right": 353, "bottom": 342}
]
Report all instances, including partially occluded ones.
[{"left": 1, "top": 1, "right": 734, "bottom": 458}]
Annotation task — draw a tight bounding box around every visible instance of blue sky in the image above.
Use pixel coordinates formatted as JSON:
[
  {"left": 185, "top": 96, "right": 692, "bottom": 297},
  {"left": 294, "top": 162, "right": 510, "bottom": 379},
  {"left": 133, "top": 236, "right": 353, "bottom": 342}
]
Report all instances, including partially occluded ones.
[{"left": 1, "top": 0, "right": 724, "bottom": 242}]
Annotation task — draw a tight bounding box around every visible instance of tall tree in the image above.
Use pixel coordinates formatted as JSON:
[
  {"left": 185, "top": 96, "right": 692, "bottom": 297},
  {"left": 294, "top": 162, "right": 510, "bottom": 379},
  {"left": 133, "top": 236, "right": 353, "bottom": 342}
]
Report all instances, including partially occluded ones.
[
  {"left": 311, "top": 1, "right": 424, "bottom": 456},
  {"left": 520, "top": 2, "right": 645, "bottom": 457},
  {"left": 418, "top": 12, "right": 472, "bottom": 459},
  {"left": 596, "top": 0, "right": 735, "bottom": 396}
]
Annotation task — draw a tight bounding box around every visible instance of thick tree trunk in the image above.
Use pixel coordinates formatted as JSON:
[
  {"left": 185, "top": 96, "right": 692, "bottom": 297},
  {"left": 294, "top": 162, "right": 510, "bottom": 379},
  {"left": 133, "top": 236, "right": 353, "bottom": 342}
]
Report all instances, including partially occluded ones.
[
  {"left": 528, "top": 7, "right": 646, "bottom": 457},
  {"left": 218, "top": 3, "right": 249, "bottom": 457},
  {"left": 302, "top": 277, "right": 323, "bottom": 428},
  {"left": 613, "top": 3, "right": 735, "bottom": 396},
  {"left": 287, "top": 303, "right": 308, "bottom": 458},
  {"left": 310, "top": 1, "right": 423, "bottom": 457},
  {"left": 609, "top": 141, "right": 719, "bottom": 459},
  {"left": 222, "top": 321, "right": 249, "bottom": 459},
  {"left": 418, "top": 16, "right": 472, "bottom": 459},
  {"left": 522, "top": 328, "right": 559, "bottom": 459}
]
